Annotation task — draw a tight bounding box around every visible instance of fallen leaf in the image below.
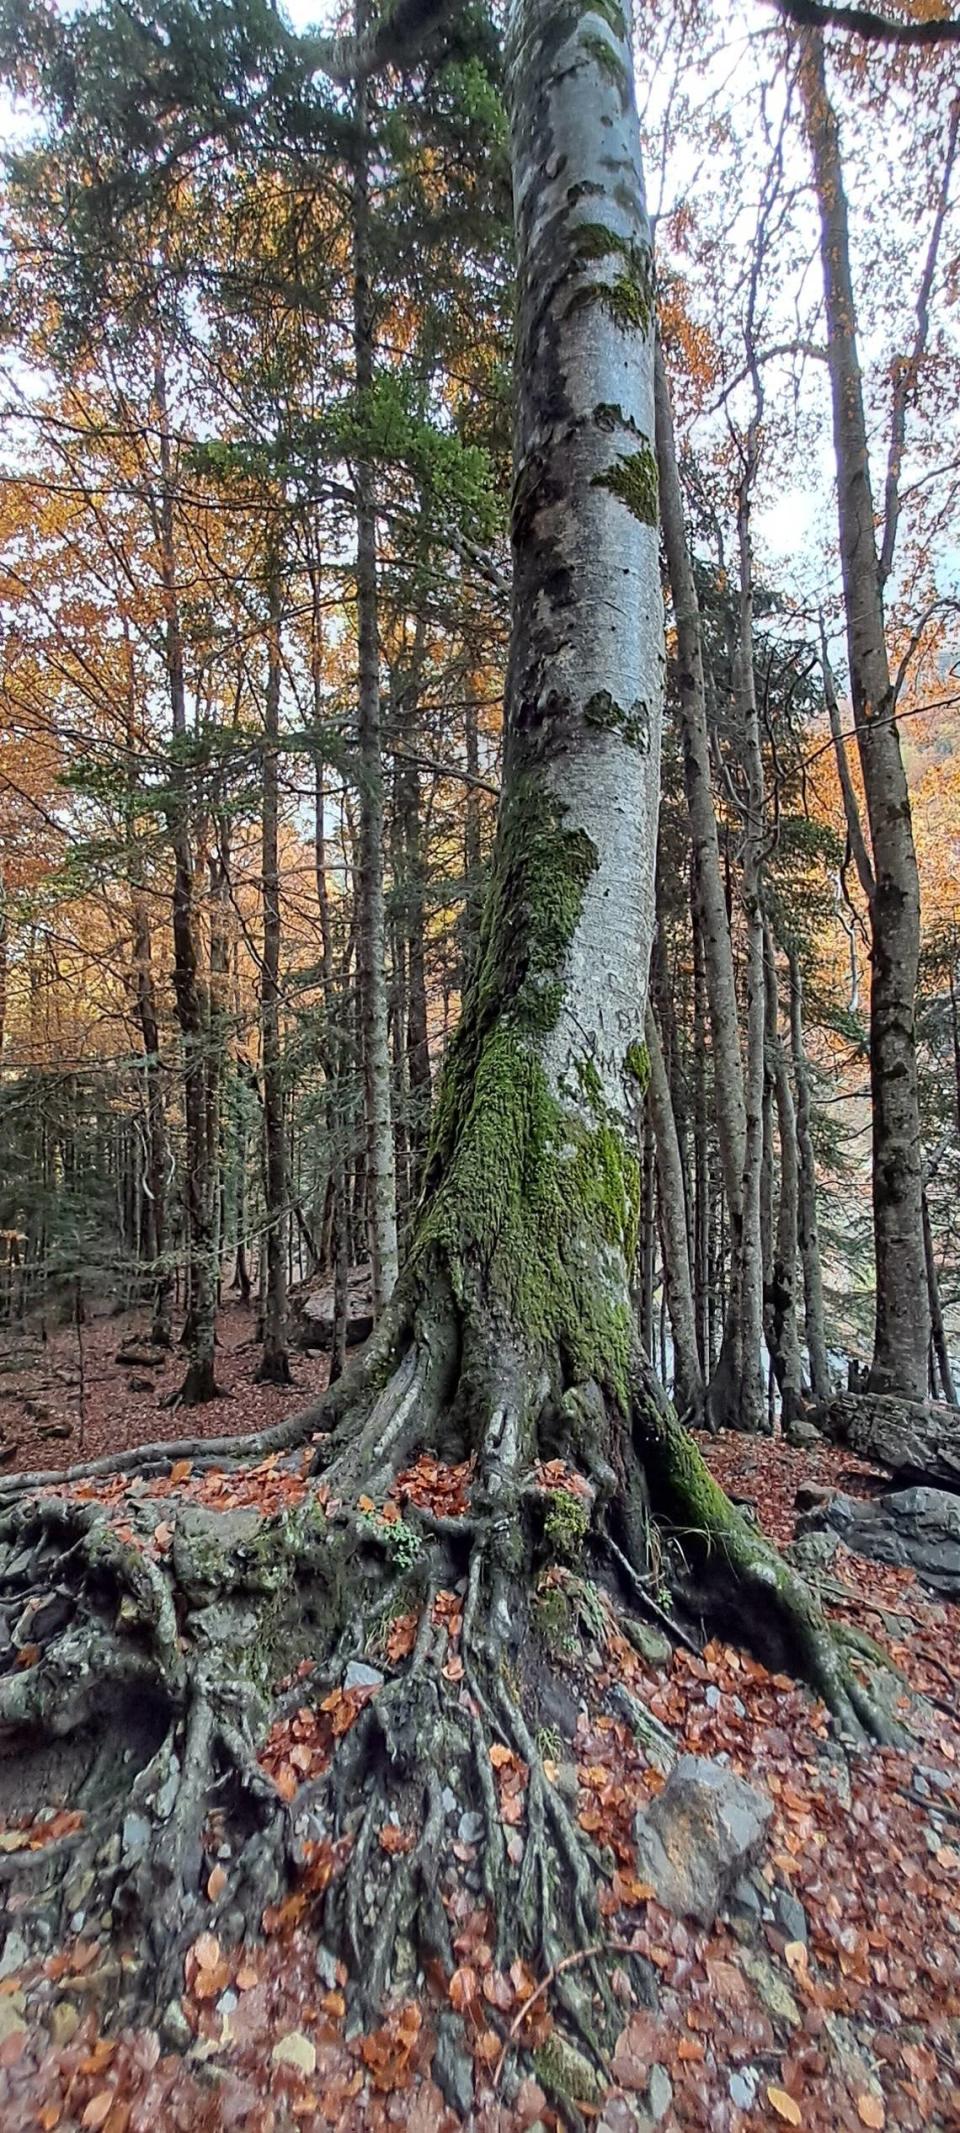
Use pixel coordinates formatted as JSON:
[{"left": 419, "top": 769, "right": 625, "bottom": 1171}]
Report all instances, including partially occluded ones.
[
  {"left": 767, "top": 2087, "right": 802, "bottom": 2126},
  {"left": 81, "top": 2098, "right": 114, "bottom": 2132},
  {"left": 191, "top": 1931, "right": 221, "bottom": 1972},
  {"left": 206, "top": 1864, "right": 227, "bottom": 1902},
  {"left": 856, "top": 2098, "right": 885, "bottom": 2129}
]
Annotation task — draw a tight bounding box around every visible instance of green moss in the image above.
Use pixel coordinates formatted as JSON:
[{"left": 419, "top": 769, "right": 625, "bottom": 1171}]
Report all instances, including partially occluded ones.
[
  {"left": 531, "top": 1579, "right": 576, "bottom": 1655},
  {"left": 585, "top": 0, "right": 627, "bottom": 34},
  {"left": 592, "top": 443, "right": 658, "bottom": 527},
  {"left": 584, "top": 689, "right": 650, "bottom": 752},
  {"left": 418, "top": 778, "right": 640, "bottom": 1401},
  {"left": 582, "top": 30, "right": 628, "bottom": 87},
  {"left": 544, "top": 1488, "right": 590, "bottom": 1558},
  {"left": 568, "top": 229, "right": 655, "bottom": 340},
  {"left": 360, "top": 1509, "right": 422, "bottom": 1571},
  {"left": 626, "top": 1039, "right": 650, "bottom": 1093},
  {"left": 533, "top": 2034, "right": 604, "bottom": 2108}
]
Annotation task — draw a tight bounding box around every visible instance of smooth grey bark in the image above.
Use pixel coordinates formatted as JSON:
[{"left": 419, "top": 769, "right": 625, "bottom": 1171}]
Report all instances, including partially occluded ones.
[
  {"left": 645, "top": 1004, "right": 704, "bottom": 1418},
  {"left": 256, "top": 558, "right": 291, "bottom": 1386},
  {"left": 798, "top": 30, "right": 929, "bottom": 1398},
  {"left": 503, "top": 0, "right": 662, "bottom": 1134},
  {"left": 787, "top": 949, "right": 832, "bottom": 1402},
  {"left": 922, "top": 1180, "right": 956, "bottom": 1406},
  {"left": 352, "top": 32, "right": 399, "bottom": 1315}
]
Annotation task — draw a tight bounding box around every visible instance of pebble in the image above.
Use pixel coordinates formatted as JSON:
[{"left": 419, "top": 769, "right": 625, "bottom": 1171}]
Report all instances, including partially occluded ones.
[
  {"left": 729, "top": 2067, "right": 759, "bottom": 2109},
  {"left": 0, "top": 1929, "right": 27, "bottom": 1980},
  {"left": 458, "top": 1810, "right": 484, "bottom": 1845},
  {"left": 705, "top": 1685, "right": 721, "bottom": 1710},
  {"left": 272, "top": 2030, "right": 317, "bottom": 2075},
  {"left": 343, "top": 1661, "right": 383, "bottom": 1690},
  {"left": 646, "top": 2065, "right": 673, "bottom": 2122}
]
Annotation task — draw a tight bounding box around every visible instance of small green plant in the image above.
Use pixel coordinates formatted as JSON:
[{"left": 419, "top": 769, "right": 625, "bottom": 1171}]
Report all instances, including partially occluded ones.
[
  {"left": 544, "top": 1488, "right": 590, "bottom": 1559},
  {"left": 360, "top": 1508, "right": 423, "bottom": 1572}
]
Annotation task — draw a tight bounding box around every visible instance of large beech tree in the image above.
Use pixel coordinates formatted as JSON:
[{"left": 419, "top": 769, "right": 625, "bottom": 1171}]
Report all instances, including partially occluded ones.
[{"left": 0, "top": 0, "right": 898, "bottom": 2048}]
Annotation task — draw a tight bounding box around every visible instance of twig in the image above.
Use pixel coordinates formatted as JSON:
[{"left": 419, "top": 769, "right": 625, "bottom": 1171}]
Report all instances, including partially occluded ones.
[{"left": 492, "top": 1940, "right": 639, "bottom": 2088}]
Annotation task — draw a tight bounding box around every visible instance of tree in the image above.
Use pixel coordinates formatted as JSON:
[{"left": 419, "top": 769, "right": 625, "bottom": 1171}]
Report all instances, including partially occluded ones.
[{"left": 0, "top": 7, "right": 900, "bottom": 2057}]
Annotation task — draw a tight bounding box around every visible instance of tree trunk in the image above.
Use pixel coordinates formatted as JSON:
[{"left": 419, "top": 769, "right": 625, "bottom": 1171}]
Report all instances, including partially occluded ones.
[
  {"left": 0, "top": 4, "right": 897, "bottom": 2054},
  {"left": 153, "top": 359, "right": 218, "bottom": 1405},
  {"left": 257, "top": 554, "right": 291, "bottom": 1385},
  {"left": 922, "top": 1181, "right": 956, "bottom": 1406},
  {"left": 763, "top": 927, "right": 805, "bottom": 1427},
  {"left": 797, "top": 29, "right": 929, "bottom": 1400},
  {"left": 353, "top": 27, "right": 399, "bottom": 1316},
  {"left": 645, "top": 1005, "right": 704, "bottom": 1419},
  {"left": 787, "top": 949, "right": 832, "bottom": 1402}
]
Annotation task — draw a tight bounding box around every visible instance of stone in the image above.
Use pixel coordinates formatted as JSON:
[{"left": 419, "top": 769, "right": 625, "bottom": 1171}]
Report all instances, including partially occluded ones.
[
  {"left": 48, "top": 2000, "right": 80, "bottom": 2048},
  {"left": 122, "top": 1812, "right": 151, "bottom": 1861},
  {"left": 457, "top": 1810, "right": 483, "bottom": 1846},
  {"left": 646, "top": 2065, "right": 672, "bottom": 2122},
  {"left": 774, "top": 1887, "right": 808, "bottom": 1945},
  {"left": 272, "top": 2030, "right": 317, "bottom": 2076},
  {"left": 434, "top": 2013, "right": 475, "bottom": 2116},
  {"left": 0, "top": 1998, "right": 26, "bottom": 2047},
  {"left": 784, "top": 1530, "right": 841, "bottom": 1577},
  {"left": 0, "top": 1928, "right": 27, "bottom": 1980},
  {"left": 161, "top": 1997, "right": 193, "bottom": 2051},
  {"left": 799, "top": 1485, "right": 960, "bottom": 1596},
  {"left": 737, "top": 1948, "right": 802, "bottom": 2029},
  {"left": 729, "top": 2067, "right": 759, "bottom": 2110},
  {"left": 628, "top": 1621, "right": 672, "bottom": 1667},
  {"left": 784, "top": 1419, "right": 822, "bottom": 1449},
  {"left": 128, "top": 1376, "right": 155, "bottom": 1393},
  {"left": 633, "top": 1755, "right": 772, "bottom": 1927},
  {"left": 343, "top": 1660, "right": 384, "bottom": 1691}
]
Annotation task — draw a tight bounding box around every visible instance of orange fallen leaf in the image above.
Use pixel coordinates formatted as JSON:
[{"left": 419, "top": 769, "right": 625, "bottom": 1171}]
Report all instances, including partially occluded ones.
[
  {"left": 81, "top": 2097, "right": 114, "bottom": 2132},
  {"left": 207, "top": 1864, "right": 227, "bottom": 1902},
  {"left": 191, "top": 1931, "right": 221, "bottom": 1972},
  {"left": 169, "top": 1459, "right": 192, "bottom": 1485},
  {"left": 857, "top": 2098, "right": 885, "bottom": 2129},
  {"left": 767, "top": 2088, "right": 802, "bottom": 2126}
]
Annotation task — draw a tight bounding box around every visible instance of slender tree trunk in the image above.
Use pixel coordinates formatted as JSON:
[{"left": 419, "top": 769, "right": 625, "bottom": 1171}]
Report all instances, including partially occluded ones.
[
  {"left": 798, "top": 30, "right": 928, "bottom": 1399},
  {"left": 922, "top": 1181, "right": 956, "bottom": 1406},
  {"left": 645, "top": 1005, "right": 704, "bottom": 1418},
  {"left": 787, "top": 949, "right": 832, "bottom": 1402},
  {"left": 763, "top": 926, "right": 805, "bottom": 1426},
  {"left": 353, "top": 26, "right": 399, "bottom": 1315},
  {"left": 153, "top": 359, "right": 218, "bottom": 1404},
  {"left": 257, "top": 555, "right": 291, "bottom": 1385}
]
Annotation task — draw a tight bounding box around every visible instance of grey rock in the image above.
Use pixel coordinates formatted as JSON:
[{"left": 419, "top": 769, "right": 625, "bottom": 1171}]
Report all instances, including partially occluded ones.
[
  {"left": 784, "top": 1419, "right": 822, "bottom": 1449},
  {"left": 729, "top": 2068, "right": 759, "bottom": 2110},
  {"left": 122, "top": 1812, "right": 151, "bottom": 1861},
  {"left": 343, "top": 1660, "right": 384, "bottom": 1691},
  {"left": 0, "top": 1929, "right": 27, "bottom": 1980},
  {"left": 737, "top": 1948, "right": 802, "bottom": 2029},
  {"left": 457, "top": 1810, "right": 483, "bottom": 1846},
  {"left": 774, "top": 1886, "right": 808, "bottom": 1944},
  {"left": 434, "top": 2014, "right": 474, "bottom": 2117},
  {"left": 704, "top": 1684, "right": 721, "bottom": 1710},
  {"left": 646, "top": 2065, "right": 672, "bottom": 2122},
  {"left": 441, "top": 1786, "right": 459, "bottom": 1817},
  {"left": 155, "top": 1757, "right": 181, "bottom": 1821},
  {"left": 628, "top": 1622, "right": 672, "bottom": 1668},
  {"left": 784, "top": 1529, "right": 841, "bottom": 1578},
  {"left": 797, "top": 1483, "right": 960, "bottom": 1595},
  {"left": 161, "top": 1997, "right": 193, "bottom": 2051},
  {"left": 633, "top": 1754, "right": 772, "bottom": 1927},
  {"left": 315, "top": 1945, "right": 339, "bottom": 1990}
]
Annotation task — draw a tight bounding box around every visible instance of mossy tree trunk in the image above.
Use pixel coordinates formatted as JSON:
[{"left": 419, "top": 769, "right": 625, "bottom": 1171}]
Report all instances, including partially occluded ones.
[{"left": 0, "top": 0, "right": 901, "bottom": 2076}]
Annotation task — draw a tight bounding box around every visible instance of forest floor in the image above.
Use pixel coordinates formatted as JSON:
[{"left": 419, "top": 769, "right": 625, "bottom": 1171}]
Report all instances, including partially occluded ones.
[{"left": 0, "top": 1305, "right": 958, "bottom": 2133}]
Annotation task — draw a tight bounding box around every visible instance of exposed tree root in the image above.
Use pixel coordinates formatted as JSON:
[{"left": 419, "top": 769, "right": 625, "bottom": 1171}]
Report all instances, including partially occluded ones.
[{"left": 0, "top": 1305, "right": 914, "bottom": 2104}]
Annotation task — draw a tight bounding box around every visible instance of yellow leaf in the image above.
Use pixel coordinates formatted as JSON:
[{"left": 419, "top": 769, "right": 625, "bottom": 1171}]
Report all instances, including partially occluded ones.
[
  {"left": 857, "top": 2098, "right": 885, "bottom": 2130},
  {"left": 767, "top": 2088, "right": 802, "bottom": 2126}
]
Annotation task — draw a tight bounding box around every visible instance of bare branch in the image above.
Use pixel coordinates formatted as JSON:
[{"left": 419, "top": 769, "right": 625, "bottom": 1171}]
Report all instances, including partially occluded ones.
[{"left": 769, "top": 0, "right": 960, "bottom": 45}]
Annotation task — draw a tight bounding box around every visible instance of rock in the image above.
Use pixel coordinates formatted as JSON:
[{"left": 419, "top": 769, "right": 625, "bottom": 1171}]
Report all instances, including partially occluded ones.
[
  {"left": 0, "top": 1998, "right": 26, "bottom": 2047},
  {"left": 729, "top": 2067, "right": 759, "bottom": 2110},
  {"left": 737, "top": 1948, "right": 802, "bottom": 2029},
  {"left": 784, "top": 1530, "right": 841, "bottom": 1577},
  {"left": 457, "top": 1810, "right": 483, "bottom": 1846},
  {"left": 646, "top": 2065, "right": 673, "bottom": 2122},
  {"left": 38, "top": 1420, "right": 72, "bottom": 1440},
  {"left": 822, "top": 1390, "right": 960, "bottom": 1492},
  {"left": 0, "top": 1928, "right": 27, "bottom": 1979},
  {"left": 161, "top": 1997, "right": 193, "bottom": 2051},
  {"left": 799, "top": 1484, "right": 960, "bottom": 1596},
  {"left": 441, "top": 1786, "right": 459, "bottom": 1817},
  {"left": 343, "top": 1660, "right": 384, "bottom": 1691},
  {"left": 122, "top": 1812, "right": 152, "bottom": 1861},
  {"left": 172, "top": 1506, "right": 262, "bottom": 1601},
  {"left": 704, "top": 1684, "right": 721, "bottom": 1709},
  {"left": 628, "top": 1621, "right": 672, "bottom": 1667},
  {"left": 633, "top": 1754, "right": 772, "bottom": 1927},
  {"left": 128, "top": 1376, "right": 156, "bottom": 1393},
  {"left": 434, "top": 2013, "right": 475, "bottom": 2116},
  {"left": 272, "top": 2030, "right": 317, "bottom": 2076},
  {"left": 48, "top": 2000, "right": 80, "bottom": 2048},
  {"left": 794, "top": 1482, "right": 833, "bottom": 1513},
  {"left": 774, "top": 1887, "right": 808, "bottom": 1945},
  {"left": 784, "top": 1419, "right": 822, "bottom": 1449}
]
